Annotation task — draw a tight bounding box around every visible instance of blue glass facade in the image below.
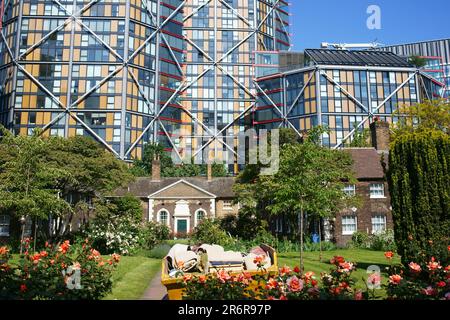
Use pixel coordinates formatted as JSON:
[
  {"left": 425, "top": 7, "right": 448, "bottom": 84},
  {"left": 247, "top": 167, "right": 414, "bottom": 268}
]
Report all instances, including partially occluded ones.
[{"left": 254, "top": 50, "right": 444, "bottom": 148}]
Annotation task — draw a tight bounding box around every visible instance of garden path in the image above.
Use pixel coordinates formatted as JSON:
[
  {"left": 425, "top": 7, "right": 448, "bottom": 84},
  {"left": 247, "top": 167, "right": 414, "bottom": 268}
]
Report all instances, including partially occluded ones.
[{"left": 141, "top": 271, "right": 168, "bottom": 300}]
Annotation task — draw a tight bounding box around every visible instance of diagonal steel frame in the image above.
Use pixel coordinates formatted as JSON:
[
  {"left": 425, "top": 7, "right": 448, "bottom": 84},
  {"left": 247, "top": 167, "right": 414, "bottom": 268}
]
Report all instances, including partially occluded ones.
[
  {"left": 157, "top": 119, "right": 184, "bottom": 162},
  {"left": 180, "top": 0, "right": 286, "bottom": 159},
  {"left": 191, "top": 101, "right": 256, "bottom": 158},
  {"left": 215, "top": 0, "right": 282, "bottom": 64},
  {"left": 184, "top": 36, "right": 255, "bottom": 99},
  {"left": 320, "top": 71, "right": 372, "bottom": 116},
  {"left": 29, "top": 2, "right": 185, "bottom": 135},
  {"left": 18, "top": 0, "right": 100, "bottom": 60},
  {"left": 218, "top": 0, "right": 251, "bottom": 27},
  {"left": 285, "top": 70, "right": 316, "bottom": 116},
  {"left": 183, "top": 0, "right": 212, "bottom": 22},
  {"left": 125, "top": 64, "right": 238, "bottom": 158},
  {"left": 140, "top": 0, "right": 184, "bottom": 75},
  {"left": 333, "top": 71, "right": 418, "bottom": 149}
]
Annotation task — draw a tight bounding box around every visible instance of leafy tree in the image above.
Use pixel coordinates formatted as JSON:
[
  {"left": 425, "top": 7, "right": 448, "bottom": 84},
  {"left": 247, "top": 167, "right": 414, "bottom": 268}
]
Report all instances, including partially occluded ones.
[
  {"left": 408, "top": 55, "right": 427, "bottom": 68},
  {"left": 388, "top": 129, "right": 450, "bottom": 266},
  {"left": 132, "top": 142, "right": 228, "bottom": 177},
  {"left": 0, "top": 128, "right": 72, "bottom": 243},
  {"left": 264, "top": 141, "right": 356, "bottom": 269},
  {"left": 393, "top": 99, "right": 450, "bottom": 136},
  {"left": 131, "top": 143, "right": 174, "bottom": 176},
  {"left": 45, "top": 135, "right": 133, "bottom": 196},
  {"left": 0, "top": 129, "right": 134, "bottom": 241},
  {"left": 234, "top": 127, "right": 357, "bottom": 270},
  {"left": 346, "top": 123, "right": 371, "bottom": 148}
]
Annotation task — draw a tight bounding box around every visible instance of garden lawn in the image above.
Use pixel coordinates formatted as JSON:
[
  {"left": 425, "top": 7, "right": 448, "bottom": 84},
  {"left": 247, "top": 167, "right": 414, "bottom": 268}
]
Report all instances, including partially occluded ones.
[
  {"left": 103, "top": 255, "right": 161, "bottom": 300},
  {"left": 278, "top": 249, "right": 400, "bottom": 298}
]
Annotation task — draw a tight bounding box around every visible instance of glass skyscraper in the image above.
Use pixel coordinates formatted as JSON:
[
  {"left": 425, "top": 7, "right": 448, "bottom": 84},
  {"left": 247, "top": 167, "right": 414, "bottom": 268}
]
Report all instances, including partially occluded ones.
[
  {"left": 0, "top": 0, "right": 290, "bottom": 168},
  {"left": 379, "top": 39, "right": 450, "bottom": 98},
  {"left": 176, "top": 0, "right": 290, "bottom": 168},
  {"left": 254, "top": 49, "right": 444, "bottom": 148},
  {"left": 0, "top": 0, "right": 184, "bottom": 160}
]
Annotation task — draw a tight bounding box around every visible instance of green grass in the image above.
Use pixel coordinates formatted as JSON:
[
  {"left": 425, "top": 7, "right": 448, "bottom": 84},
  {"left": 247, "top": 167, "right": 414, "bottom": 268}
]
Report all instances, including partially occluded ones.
[
  {"left": 103, "top": 255, "right": 161, "bottom": 300},
  {"left": 278, "top": 248, "right": 400, "bottom": 297}
]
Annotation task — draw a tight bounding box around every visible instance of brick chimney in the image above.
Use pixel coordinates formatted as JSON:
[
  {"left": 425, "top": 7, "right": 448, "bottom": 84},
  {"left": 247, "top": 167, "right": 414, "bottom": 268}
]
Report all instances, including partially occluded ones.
[
  {"left": 370, "top": 120, "right": 390, "bottom": 151},
  {"left": 207, "top": 163, "right": 212, "bottom": 182},
  {"left": 151, "top": 154, "right": 161, "bottom": 181}
]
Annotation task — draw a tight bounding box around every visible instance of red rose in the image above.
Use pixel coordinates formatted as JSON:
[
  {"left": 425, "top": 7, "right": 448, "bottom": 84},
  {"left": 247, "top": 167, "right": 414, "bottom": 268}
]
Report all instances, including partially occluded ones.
[
  {"left": 330, "top": 256, "right": 345, "bottom": 265},
  {"left": 280, "top": 266, "right": 291, "bottom": 276},
  {"left": 389, "top": 274, "right": 402, "bottom": 285},
  {"left": 20, "top": 284, "right": 27, "bottom": 293},
  {"left": 384, "top": 251, "right": 394, "bottom": 259},
  {"left": 354, "top": 290, "right": 364, "bottom": 300},
  {"left": 293, "top": 266, "right": 301, "bottom": 273},
  {"left": 436, "top": 281, "right": 446, "bottom": 288}
]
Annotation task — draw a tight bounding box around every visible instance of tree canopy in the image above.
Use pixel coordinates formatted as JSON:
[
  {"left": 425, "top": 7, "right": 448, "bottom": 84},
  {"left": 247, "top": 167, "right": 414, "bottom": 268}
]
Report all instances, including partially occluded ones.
[
  {"left": 393, "top": 99, "right": 450, "bottom": 136},
  {"left": 388, "top": 99, "right": 450, "bottom": 265},
  {"left": 408, "top": 55, "right": 427, "bottom": 68},
  {"left": 234, "top": 127, "right": 358, "bottom": 268},
  {"left": 131, "top": 143, "right": 228, "bottom": 177},
  {"left": 0, "top": 128, "right": 133, "bottom": 223},
  {"left": 0, "top": 129, "right": 71, "bottom": 220}
]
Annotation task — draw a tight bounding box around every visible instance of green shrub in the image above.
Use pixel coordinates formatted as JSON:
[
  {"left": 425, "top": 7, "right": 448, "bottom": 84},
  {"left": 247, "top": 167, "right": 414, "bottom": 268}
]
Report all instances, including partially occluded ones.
[
  {"left": 350, "top": 230, "right": 397, "bottom": 252},
  {"left": 191, "top": 219, "right": 236, "bottom": 248},
  {"left": 351, "top": 231, "right": 371, "bottom": 249},
  {"left": 371, "top": 229, "right": 396, "bottom": 252},
  {"left": 139, "top": 221, "right": 170, "bottom": 250},
  {"left": 388, "top": 130, "right": 450, "bottom": 265},
  {"left": 302, "top": 239, "right": 337, "bottom": 252}
]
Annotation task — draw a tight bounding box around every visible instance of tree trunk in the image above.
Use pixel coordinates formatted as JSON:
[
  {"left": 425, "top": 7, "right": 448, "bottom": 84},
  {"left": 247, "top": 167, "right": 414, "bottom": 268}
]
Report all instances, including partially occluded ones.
[
  {"left": 299, "top": 206, "right": 304, "bottom": 273},
  {"left": 33, "top": 218, "right": 38, "bottom": 252},
  {"left": 318, "top": 217, "right": 323, "bottom": 262}
]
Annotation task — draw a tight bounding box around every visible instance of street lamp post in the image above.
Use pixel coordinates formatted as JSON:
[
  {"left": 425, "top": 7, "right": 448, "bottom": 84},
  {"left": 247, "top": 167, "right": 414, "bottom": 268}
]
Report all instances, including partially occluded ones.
[{"left": 19, "top": 216, "right": 26, "bottom": 255}]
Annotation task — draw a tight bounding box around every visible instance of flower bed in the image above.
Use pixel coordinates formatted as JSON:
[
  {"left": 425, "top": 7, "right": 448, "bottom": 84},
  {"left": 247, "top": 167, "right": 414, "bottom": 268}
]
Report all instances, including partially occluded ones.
[
  {"left": 384, "top": 250, "right": 449, "bottom": 300},
  {"left": 182, "top": 255, "right": 363, "bottom": 300},
  {"left": 0, "top": 238, "right": 120, "bottom": 300},
  {"left": 182, "top": 251, "right": 450, "bottom": 300}
]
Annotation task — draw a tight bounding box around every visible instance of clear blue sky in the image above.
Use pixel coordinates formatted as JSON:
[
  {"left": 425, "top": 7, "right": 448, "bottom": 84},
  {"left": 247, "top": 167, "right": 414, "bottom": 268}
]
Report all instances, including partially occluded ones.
[{"left": 290, "top": 0, "right": 450, "bottom": 50}]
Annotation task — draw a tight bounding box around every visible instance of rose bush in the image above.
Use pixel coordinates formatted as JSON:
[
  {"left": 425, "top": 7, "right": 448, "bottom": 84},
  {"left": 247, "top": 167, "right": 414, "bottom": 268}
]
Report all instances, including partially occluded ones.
[
  {"left": 319, "top": 256, "right": 364, "bottom": 300},
  {"left": 258, "top": 266, "right": 321, "bottom": 300},
  {"left": 384, "top": 246, "right": 449, "bottom": 300},
  {"left": 182, "top": 270, "right": 257, "bottom": 300},
  {"left": 0, "top": 238, "right": 119, "bottom": 300},
  {"left": 182, "top": 256, "right": 363, "bottom": 300}
]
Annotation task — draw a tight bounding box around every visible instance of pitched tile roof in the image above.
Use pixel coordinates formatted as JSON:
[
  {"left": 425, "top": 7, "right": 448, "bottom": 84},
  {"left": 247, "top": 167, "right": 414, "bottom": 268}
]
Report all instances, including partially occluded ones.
[
  {"left": 113, "top": 177, "right": 236, "bottom": 198},
  {"left": 344, "top": 148, "right": 387, "bottom": 180}
]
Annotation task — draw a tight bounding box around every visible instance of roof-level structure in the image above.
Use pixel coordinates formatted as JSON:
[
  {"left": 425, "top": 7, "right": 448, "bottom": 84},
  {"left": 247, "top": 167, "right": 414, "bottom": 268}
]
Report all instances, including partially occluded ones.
[
  {"left": 113, "top": 177, "right": 236, "bottom": 198},
  {"left": 305, "top": 49, "right": 412, "bottom": 68},
  {"left": 344, "top": 148, "right": 386, "bottom": 180}
]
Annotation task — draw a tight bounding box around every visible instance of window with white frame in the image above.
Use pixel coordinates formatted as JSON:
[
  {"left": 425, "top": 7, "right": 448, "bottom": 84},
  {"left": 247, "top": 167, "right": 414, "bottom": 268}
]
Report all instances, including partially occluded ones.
[
  {"left": 223, "top": 200, "right": 233, "bottom": 210},
  {"left": 158, "top": 210, "right": 169, "bottom": 226},
  {"left": 195, "top": 209, "right": 206, "bottom": 227},
  {"left": 370, "top": 183, "right": 385, "bottom": 198},
  {"left": 342, "top": 215, "right": 357, "bottom": 235},
  {"left": 0, "top": 215, "right": 10, "bottom": 236},
  {"left": 343, "top": 184, "right": 356, "bottom": 196},
  {"left": 371, "top": 215, "right": 387, "bottom": 234}
]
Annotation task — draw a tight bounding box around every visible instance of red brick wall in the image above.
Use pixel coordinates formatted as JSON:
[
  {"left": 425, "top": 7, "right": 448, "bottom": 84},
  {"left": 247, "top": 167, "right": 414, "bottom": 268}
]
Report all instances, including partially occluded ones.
[{"left": 334, "top": 180, "right": 393, "bottom": 247}]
